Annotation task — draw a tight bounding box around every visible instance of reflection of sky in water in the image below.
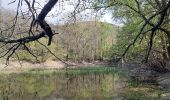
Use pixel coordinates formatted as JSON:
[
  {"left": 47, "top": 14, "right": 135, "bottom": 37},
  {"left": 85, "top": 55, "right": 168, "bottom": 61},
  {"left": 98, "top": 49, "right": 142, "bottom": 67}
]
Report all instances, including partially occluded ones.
[{"left": 0, "top": 0, "right": 123, "bottom": 26}]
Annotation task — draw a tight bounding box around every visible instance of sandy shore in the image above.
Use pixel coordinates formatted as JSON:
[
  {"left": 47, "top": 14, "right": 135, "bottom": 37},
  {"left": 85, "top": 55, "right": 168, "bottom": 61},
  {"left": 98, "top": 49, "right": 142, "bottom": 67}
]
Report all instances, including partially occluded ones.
[
  {"left": 0, "top": 60, "right": 108, "bottom": 74},
  {"left": 0, "top": 60, "right": 65, "bottom": 73}
]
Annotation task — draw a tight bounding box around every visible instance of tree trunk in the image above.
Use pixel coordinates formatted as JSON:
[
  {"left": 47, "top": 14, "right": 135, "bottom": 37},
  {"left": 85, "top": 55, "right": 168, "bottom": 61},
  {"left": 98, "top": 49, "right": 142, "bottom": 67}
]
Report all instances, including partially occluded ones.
[
  {"left": 166, "top": 33, "right": 170, "bottom": 60},
  {"left": 160, "top": 35, "right": 169, "bottom": 61}
]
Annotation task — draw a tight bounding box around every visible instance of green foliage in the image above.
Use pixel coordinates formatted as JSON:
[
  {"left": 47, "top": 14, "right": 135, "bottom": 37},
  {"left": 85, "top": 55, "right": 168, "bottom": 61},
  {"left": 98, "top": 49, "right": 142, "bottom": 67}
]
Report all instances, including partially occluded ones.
[
  {"left": 94, "top": 0, "right": 170, "bottom": 61},
  {"left": 110, "top": 19, "right": 148, "bottom": 60}
]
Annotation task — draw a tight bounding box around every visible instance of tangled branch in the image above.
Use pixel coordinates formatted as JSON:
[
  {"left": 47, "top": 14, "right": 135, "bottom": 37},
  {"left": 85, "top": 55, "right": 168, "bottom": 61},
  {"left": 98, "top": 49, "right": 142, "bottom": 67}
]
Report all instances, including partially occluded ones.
[
  {"left": 118, "top": 0, "right": 170, "bottom": 62},
  {"left": 0, "top": 0, "right": 61, "bottom": 65}
]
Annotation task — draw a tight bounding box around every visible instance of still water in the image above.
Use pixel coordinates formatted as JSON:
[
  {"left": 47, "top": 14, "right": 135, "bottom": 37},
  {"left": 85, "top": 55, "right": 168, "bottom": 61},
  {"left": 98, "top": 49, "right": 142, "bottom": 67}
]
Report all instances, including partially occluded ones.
[{"left": 0, "top": 67, "right": 162, "bottom": 100}]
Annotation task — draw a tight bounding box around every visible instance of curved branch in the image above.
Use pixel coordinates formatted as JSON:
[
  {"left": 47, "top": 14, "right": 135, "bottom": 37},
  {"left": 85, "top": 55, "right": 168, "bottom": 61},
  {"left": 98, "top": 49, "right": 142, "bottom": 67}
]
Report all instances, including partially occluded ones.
[
  {"left": 36, "top": 0, "right": 58, "bottom": 21},
  {"left": 0, "top": 32, "right": 45, "bottom": 44}
]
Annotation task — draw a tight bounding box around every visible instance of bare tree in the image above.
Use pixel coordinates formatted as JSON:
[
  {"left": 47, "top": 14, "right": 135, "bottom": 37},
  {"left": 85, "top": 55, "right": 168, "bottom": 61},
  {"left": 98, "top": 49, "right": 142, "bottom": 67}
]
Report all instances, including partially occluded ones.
[{"left": 0, "top": 0, "right": 63, "bottom": 64}]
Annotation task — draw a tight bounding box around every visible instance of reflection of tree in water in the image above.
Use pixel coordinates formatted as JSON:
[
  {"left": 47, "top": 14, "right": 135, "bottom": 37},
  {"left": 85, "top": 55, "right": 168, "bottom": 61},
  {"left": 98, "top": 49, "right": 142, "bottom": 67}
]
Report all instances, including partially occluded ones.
[
  {"left": 0, "top": 68, "right": 162, "bottom": 100},
  {"left": 0, "top": 72, "right": 128, "bottom": 100}
]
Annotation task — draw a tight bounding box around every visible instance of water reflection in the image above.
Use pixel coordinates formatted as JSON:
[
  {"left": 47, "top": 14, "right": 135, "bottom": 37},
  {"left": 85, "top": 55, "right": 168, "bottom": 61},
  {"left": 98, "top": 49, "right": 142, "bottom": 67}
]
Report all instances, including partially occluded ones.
[{"left": 0, "top": 67, "right": 162, "bottom": 100}]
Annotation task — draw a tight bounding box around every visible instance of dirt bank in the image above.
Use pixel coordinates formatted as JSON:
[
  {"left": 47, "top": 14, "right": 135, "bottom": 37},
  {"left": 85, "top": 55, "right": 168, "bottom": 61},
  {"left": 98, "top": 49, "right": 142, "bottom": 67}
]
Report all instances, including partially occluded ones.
[{"left": 123, "top": 62, "right": 170, "bottom": 99}]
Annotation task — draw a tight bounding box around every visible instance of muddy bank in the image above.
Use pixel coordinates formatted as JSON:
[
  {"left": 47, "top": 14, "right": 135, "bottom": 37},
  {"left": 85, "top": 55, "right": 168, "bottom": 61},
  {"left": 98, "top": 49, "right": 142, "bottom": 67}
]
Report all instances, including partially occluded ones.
[
  {"left": 157, "top": 72, "right": 170, "bottom": 99},
  {"left": 123, "top": 62, "right": 170, "bottom": 99}
]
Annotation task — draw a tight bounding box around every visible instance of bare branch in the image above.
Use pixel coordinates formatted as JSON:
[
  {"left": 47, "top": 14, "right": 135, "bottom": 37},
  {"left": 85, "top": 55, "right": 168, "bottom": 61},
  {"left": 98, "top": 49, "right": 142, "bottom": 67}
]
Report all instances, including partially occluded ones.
[{"left": 0, "top": 32, "right": 45, "bottom": 44}]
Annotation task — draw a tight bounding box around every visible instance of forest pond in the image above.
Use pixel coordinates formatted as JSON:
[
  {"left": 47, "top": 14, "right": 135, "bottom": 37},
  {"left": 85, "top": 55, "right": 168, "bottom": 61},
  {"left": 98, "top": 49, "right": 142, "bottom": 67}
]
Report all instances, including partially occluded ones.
[{"left": 0, "top": 67, "right": 163, "bottom": 100}]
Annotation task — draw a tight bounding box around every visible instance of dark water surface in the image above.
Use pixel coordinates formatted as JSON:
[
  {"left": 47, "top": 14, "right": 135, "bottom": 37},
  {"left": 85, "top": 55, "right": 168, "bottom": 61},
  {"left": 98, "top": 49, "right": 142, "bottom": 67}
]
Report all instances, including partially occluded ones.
[{"left": 0, "top": 67, "right": 162, "bottom": 100}]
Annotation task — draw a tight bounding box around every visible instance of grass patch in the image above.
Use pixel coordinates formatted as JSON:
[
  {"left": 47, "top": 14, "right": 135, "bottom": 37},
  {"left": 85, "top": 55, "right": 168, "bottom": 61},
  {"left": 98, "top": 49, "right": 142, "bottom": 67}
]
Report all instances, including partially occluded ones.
[{"left": 26, "top": 66, "right": 128, "bottom": 76}]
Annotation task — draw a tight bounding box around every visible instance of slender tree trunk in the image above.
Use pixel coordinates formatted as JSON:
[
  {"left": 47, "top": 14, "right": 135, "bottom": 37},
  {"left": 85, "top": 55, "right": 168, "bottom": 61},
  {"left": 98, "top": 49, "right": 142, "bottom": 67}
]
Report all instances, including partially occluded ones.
[
  {"left": 166, "top": 33, "right": 170, "bottom": 60},
  {"left": 160, "top": 35, "right": 169, "bottom": 61},
  {"left": 82, "top": 48, "right": 85, "bottom": 61},
  {"left": 100, "top": 37, "right": 103, "bottom": 60}
]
